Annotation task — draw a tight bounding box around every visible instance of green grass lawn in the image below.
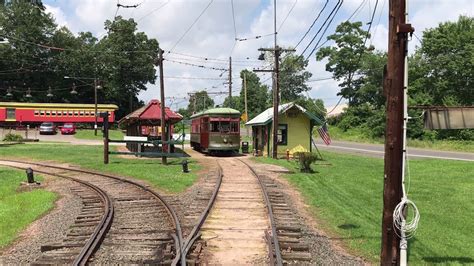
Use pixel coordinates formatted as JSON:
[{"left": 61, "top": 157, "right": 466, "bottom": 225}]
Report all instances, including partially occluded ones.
[
  {"left": 326, "top": 126, "right": 474, "bottom": 153},
  {"left": 74, "top": 129, "right": 124, "bottom": 141},
  {"left": 253, "top": 152, "right": 474, "bottom": 264},
  {"left": 0, "top": 144, "right": 199, "bottom": 193},
  {"left": 0, "top": 168, "right": 56, "bottom": 248}
]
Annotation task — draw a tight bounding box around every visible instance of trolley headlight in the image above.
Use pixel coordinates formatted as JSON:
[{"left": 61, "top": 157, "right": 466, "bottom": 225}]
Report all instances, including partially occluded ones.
[{"left": 223, "top": 138, "right": 228, "bottom": 143}]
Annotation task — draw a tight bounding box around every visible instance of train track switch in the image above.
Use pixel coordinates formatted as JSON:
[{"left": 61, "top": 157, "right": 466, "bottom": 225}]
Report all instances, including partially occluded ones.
[
  {"left": 26, "top": 168, "right": 35, "bottom": 183},
  {"left": 182, "top": 160, "right": 189, "bottom": 173}
]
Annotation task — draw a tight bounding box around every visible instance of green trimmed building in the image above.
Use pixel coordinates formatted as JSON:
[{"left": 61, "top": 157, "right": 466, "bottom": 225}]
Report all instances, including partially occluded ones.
[{"left": 245, "top": 102, "right": 323, "bottom": 157}]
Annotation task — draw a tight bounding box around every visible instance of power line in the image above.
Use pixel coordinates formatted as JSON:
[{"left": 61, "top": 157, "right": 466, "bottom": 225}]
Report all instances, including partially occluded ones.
[
  {"left": 278, "top": 0, "right": 298, "bottom": 32},
  {"left": 303, "top": 0, "right": 343, "bottom": 59},
  {"left": 295, "top": 0, "right": 329, "bottom": 48},
  {"left": 347, "top": 0, "right": 367, "bottom": 21},
  {"left": 300, "top": 0, "right": 342, "bottom": 56},
  {"left": 169, "top": 0, "right": 214, "bottom": 52},
  {"left": 137, "top": 0, "right": 170, "bottom": 22},
  {"left": 164, "top": 58, "right": 228, "bottom": 71},
  {"left": 235, "top": 32, "right": 275, "bottom": 42},
  {"left": 230, "top": 0, "right": 237, "bottom": 39}
]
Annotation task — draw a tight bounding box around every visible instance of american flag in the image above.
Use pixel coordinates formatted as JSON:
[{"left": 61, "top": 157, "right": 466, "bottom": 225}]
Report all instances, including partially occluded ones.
[{"left": 318, "top": 123, "right": 331, "bottom": 145}]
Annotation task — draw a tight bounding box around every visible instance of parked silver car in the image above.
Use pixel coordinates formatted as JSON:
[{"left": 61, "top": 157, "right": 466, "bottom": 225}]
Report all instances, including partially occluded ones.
[{"left": 39, "top": 122, "right": 57, "bottom": 135}]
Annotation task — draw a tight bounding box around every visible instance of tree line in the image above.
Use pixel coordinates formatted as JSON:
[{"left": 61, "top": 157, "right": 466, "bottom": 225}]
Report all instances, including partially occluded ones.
[
  {"left": 316, "top": 16, "right": 473, "bottom": 141},
  {"left": 0, "top": 1, "right": 158, "bottom": 118}
]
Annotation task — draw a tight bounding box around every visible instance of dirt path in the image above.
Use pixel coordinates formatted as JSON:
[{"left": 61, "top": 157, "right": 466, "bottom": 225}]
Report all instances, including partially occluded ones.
[{"left": 200, "top": 157, "right": 269, "bottom": 265}]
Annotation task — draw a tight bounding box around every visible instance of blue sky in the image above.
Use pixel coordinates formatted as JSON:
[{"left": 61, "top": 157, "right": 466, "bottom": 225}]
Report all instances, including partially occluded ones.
[{"left": 41, "top": 0, "right": 473, "bottom": 110}]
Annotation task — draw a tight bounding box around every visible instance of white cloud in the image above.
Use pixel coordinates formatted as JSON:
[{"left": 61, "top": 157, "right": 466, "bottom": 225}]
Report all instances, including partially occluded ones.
[
  {"left": 45, "top": 4, "right": 68, "bottom": 28},
  {"left": 42, "top": 0, "right": 473, "bottom": 110}
]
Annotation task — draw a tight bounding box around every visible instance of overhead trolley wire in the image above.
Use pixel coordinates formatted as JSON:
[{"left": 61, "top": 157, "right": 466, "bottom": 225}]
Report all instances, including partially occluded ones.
[
  {"left": 300, "top": 0, "right": 343, "bottom": 56},
  {"left": 169, "top": 0, "right": 214, "bottom": 52},
  {"left": 278, "top": 0, "right": 298, "bottom": 32},
  {"left": 295, "top": 0, "right": 329, "bottom": 48},
  {"left": 137, "top": 0, "right": 170, "bottom": 22}
]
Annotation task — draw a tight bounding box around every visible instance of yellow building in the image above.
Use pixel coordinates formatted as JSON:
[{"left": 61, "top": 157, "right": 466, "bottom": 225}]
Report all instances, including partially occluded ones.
[{"left": 246, "top": 102, "right": 323, "bottom": 157}]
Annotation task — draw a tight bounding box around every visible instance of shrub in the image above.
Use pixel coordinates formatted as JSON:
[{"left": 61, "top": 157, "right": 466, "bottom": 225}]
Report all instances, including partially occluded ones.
[
  {"left": 3, "top": 133, "right": 23, "bottom": 142},
  {"left": 294, "top": 152, "right": 318, "bottom": 173}
]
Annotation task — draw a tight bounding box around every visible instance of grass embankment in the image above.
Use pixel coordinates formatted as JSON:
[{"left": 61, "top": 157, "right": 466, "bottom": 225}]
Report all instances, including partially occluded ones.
[
  {"left": 0, "top": 168, "right": 56, "bottom": 248},
  {"left": 74, "top": 129, "right": 124, "bottom": 141},
  {"left": 327, "top": 126, "right": 474, "bottom": 153},
  {"left": 0, "top": 144, "right": 199, "bottom": 193},
  {"left": 253, "top": 152, "right": 474, "bottom": 264}
]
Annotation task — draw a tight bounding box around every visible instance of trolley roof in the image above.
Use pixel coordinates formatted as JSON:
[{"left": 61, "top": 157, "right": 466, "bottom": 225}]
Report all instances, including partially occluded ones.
[
  {"left": 0, "top": 102, "right": 118, "bottom": 110},
  {"left": 190, "top": 107, "right": 240, "bottom": 119}
]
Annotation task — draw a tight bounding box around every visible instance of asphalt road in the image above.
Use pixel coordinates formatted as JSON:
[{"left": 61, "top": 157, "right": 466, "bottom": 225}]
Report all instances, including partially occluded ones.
[{"left": 313, "top": 139, "right": 474, "bottom": 162}]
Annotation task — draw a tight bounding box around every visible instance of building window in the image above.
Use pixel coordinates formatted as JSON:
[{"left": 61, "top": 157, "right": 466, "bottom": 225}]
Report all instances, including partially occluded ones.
[
  {"left": 6, "top": 108, "right": 15, "bottom": 119},
  {"left": 277, "top": 124, "right": 288, "bottom": 145}
]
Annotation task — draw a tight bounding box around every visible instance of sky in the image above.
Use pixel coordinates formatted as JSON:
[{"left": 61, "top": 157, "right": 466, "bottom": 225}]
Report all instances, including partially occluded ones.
[{"left": 42, "top": 0, "right": 473, "bottom": 110}]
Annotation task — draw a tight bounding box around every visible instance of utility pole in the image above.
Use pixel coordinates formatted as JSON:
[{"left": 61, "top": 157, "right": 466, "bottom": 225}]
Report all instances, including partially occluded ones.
[
  {"left": 381, "top": 0, "right": 413, "bottom": 264},
  {"left": 229, "top": 56, "right": 232, "bottom": 108},
  {"left": 254, "top": 46, "right": 294, "bottom": 159},
  {"left": 157, "top": 49, "right": 167, "bottom": 165},
  {"left": 94, "top": 78, "right": 98, "bottom": 136},
  {"left": 244, "top": 73, "right": 249, "bottom": 136}
]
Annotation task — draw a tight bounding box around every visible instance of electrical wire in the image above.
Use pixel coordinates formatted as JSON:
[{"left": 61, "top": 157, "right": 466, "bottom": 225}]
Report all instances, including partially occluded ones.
[
  {"left": 347, "top": 0, "right": 367, "bottom": 21},
  {"left": 169, "top": 0, "right": 214, "bottom": 52},
  {"left": 235, "top": 32, "right": 275, "bottom": 42},
  {"left": 295, "top": 0, "right": 329, "bottom": 48},
  {"left": 300, "top": 0, "right": 342, "bottom": 56},
  {"left": 278, "top": 0, "right": 298, "bottom": 32},
  {"left": 304, "top": 0, "right": 343, "bottom": 59},
  {"left": 137, "top": 0, "right": 170, "bottom": 22},
  {"left": 164, "top": 58, "right": 227, "bottom": 71},
  {"left": 230, "top": 0, "right": 237, "bottom": 40}
]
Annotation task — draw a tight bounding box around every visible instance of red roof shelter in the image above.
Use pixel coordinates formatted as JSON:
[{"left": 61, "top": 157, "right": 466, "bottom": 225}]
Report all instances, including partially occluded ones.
[{"left": 118, "top": 99, "right": 182, "bottom": 152}]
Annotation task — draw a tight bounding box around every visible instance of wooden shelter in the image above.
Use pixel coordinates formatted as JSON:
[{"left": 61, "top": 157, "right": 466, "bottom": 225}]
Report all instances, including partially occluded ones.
[
  {"left": 246, "top": 102, "right": 323, "bottom": 157},
  {"left": 118, "top": 99, "right": 182, "bottom": 152}
]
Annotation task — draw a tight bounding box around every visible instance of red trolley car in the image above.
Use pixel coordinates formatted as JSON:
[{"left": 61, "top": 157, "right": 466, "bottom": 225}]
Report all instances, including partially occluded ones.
[
  {"left": 0, "top": 102, "right": 118, "bottom": 125},
  {"left": 190, "top": 107, "right": 241, "bottom": 153}
]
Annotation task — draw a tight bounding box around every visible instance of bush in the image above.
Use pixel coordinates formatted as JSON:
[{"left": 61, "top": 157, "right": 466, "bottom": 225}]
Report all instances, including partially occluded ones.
[
  {"left": 295, "top": 152, "right": 318, "bottom": 173},
  {"left": 3, "top": 133, "right": 23, "bottom": 142}
]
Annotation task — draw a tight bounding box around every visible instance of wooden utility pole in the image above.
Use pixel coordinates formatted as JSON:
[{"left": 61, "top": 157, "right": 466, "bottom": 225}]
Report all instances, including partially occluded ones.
[
  {"left": 254, "top": 46, "right": 294, "bottom": 159},
  {"left": 381, "top": 0, "right": 413, "bottom": 264},
  {"left": 244, "top": 73, "right": 249, "bottom": 136},
  {"left": 158, "top": 49, "right": 167, "bottom": 165},
  {"left": 229, "top": 56, "right": 232, "bottom": 108}
]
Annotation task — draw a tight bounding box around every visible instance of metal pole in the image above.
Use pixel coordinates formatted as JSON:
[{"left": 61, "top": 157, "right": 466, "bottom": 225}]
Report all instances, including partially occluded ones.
[
  {"left": 244, "top": 73, "right": 249, "bottom": 137},
  {"left": 381, "top": 0, "right": 413, "bottom": 264},
  {"left": 229, "top": 56, "right": 232, "bottom": 108},
  {"left": 94, "top": 79, "right": 98, "bottom": 136},
  {"left": 158, "top": 49, "right": 167, "bottom": 165},
  {"left": 103, "top": 112, "right": 109, "bottom": 164},
  {"left": 271, "top": 0, "right": 279, "bottom": 159}
]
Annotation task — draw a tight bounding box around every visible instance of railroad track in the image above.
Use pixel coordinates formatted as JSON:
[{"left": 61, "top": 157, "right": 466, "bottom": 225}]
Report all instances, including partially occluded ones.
[
  {"left": 240, "top": 159, "right": 314, "bottom": 264},
  {"left": 178, "top": 158, "right": 312, "bottom": 265},
  {"left": 0, "top": 159, "right": 184, "bottom": 265}
]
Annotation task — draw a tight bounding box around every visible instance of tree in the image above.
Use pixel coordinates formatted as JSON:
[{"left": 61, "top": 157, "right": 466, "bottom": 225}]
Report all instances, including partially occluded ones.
[
  {"left": 238, "top": 70, "right": 269, "bottom": 119},
  {"left": 98, "top": 16, "right": 159, "bottom": 118},
  {"left": 279, "top": 53, "right": 312, "bottom": 102},
  {"left": 410, "top": 15, "right": 474, "bottom": 106},
  {"left": 316, "top": 21, "right": 370, "bottom": 105},
  {"left": 222, "top": 96, "right": 241, "bottom": 111},
  {"left": 187, "top": 90, "right": 213, "bottom": 114},
  {"left": 294, "top": 97, "right": 326, "bottom": 120}
]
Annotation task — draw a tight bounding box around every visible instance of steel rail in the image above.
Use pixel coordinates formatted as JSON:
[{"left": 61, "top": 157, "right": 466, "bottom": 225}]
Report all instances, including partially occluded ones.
[
  {"left": 0, "top": 161, "right": 114, "bottom": 266},
  {"left": 238, "top": 159, "right": 283, "bottom": 266},
  {"left": 178, "top": 160, "right": 223, "bottom": 265},
  {"left": 0, "top": 159, "right": 184, "bottom": 264}
]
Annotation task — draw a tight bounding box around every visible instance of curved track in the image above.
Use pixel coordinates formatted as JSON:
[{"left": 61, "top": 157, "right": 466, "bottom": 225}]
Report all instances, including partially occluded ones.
[{"left": 0, "top": 159, "right": 184, "bottom": 265}]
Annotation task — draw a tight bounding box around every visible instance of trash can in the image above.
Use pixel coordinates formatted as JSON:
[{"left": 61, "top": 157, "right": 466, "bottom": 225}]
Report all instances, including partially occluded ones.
[{"left": 241, "top": 141, "right": 249, "bottom": 154}]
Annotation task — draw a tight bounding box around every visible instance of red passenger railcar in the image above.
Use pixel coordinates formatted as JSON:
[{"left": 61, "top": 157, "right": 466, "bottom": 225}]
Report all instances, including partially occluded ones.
[
  {"left": 0, "top": 102, "right": 118, "bottom": 125},
  {"left": 190, "top": 107, "right": 241, "bottom": 154}
]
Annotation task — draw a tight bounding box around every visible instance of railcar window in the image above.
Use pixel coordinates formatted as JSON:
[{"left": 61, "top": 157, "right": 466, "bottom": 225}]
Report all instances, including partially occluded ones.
[
  {"left": 85, "top": 111, "right": 90, "bottom": 116},
  {"left": 68, "top": 111, "right": 73, "bottom": 116},
  {"left": 79, "top": 111, "right": 84, "bottom": 116},
  {"left": 40, "top": 110, "right": 45, "bottom": 116},
  {"left": 277, "top": 124, "right": 288, "bottom": 145},
  {"left": 219, "top": 122, "right": 231, "bottom": 133},
  {"left": 46, "top": 110, "right": 51, "bottom": 116},
  {"left": 52, "top": 111, "right": 57, "bottom": 116},
  {"left": 57, "top": 111, "right": 62, "bottom": 117},
  {"left": 63, "top": 111, "right": 68, "bottom": 116},
  {"left": 231, "top": 122, "right": 239, "bottom": 132},
  {"left": 210, "top": 121, "right": 220, "bottom": 132},
  {"left": 34, "top": 110, "right": 39, "bottom": 116},
  {"left": 6, "top": 108, "right": 15, "bottom": 119},
  {"left": 74, "top": 111, "right": 79, "bottom": 116}
]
